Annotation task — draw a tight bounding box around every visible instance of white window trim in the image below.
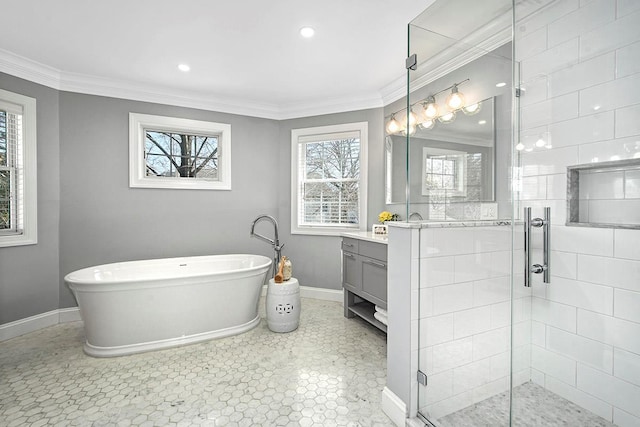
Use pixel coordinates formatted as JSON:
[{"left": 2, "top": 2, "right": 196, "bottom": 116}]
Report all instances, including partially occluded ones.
[
  {"left": 129, "top": 113, "right": 231, "bottom": 190},
  {"left": 291, "top": 122, "right": 368, "bottom": 236},
  {"left": 0, "top": 89, "right": 37, "bottom": 248}
]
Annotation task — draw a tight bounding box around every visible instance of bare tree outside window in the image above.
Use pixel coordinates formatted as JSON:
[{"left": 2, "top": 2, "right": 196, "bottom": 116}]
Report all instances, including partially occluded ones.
[
  {"left": 300, "top": 137, "right": 360, "bottom": 225},
  {"left": 144, "top": 130, "right": 219, "bottom": 180},
  {"left": 0, "top": 111, "right": 11, "bottom": 229}
]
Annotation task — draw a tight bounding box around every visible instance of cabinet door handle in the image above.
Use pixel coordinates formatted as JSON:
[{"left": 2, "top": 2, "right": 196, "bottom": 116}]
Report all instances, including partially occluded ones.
[
  {"left": 343, "top": 243, "right": 354, "bottom": 247},
  {"left": 363, "top": 259, "right": 386, "bottom": 268},
  {"left": 344, "top": 253, "right": 356, "bottom": 259}
]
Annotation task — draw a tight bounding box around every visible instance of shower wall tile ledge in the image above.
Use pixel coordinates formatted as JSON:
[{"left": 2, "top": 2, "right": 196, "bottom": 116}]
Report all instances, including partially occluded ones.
[{"left": 388, "top": 220, "right": 513, "bottom": 229}]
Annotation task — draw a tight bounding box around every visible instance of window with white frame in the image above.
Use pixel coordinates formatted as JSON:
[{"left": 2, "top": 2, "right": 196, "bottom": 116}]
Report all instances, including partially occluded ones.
[
  {"left": 0, "top": 89, "right": 37, "bottom": 247},
  {"left": 129, "top": 113, "right": 231, "bottom": 190},
  {"left": 291, "top": 122, "right": 368, "bottom": 235}
]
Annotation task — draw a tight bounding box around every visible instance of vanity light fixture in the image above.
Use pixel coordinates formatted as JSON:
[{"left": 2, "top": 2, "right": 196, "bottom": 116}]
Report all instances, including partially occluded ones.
[
  {"left": 535, "top": 138, "right": 546, "bottom": 148},
  {"left": 385, "top": 79, "right": 474, "bottom": 133},
  {"left": 516, "top": 142, "right": 525, "bottom": 151},
  {"left": 300, "top": 26, "right": 315, "bottom": 38},
  {"left": 178, "top": 64, "right": 190, "bottom": 72}
]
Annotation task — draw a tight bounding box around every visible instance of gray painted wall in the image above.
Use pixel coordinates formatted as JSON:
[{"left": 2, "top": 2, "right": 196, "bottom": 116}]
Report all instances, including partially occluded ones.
[
  {"left": 278, "top": 108, "right": 385, "bottom": 290},
  {"left": 58, "top": 93, "right": 281, "bottom": 308},
  {"left": 0, "top": 73, "right": 60, "bottom": 323},
  {"left": 0, "top": 72, "right": 386, "bottom": 321}
]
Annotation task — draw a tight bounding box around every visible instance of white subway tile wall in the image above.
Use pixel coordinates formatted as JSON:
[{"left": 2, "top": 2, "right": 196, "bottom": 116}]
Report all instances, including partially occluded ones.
[
  {"left": 516, "top": 0, "right": 640, "bottom": 423},
  {"left": 418, "top": 225, "right": 524, "bottom": 420}
]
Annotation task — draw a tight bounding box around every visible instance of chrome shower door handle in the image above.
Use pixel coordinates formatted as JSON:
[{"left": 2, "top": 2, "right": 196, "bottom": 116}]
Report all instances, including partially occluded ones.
[{"left": 524, "top": 207, "right": 551, "bottom": 287}]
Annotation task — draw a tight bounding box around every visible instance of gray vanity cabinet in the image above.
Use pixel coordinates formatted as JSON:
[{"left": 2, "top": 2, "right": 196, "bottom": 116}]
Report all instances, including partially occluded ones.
[{"left": 342, "top": 236, "right": 388, "bottom": 333}]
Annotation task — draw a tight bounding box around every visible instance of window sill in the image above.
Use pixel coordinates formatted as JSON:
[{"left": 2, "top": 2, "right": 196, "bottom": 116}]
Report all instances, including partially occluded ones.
[
  {"left": 291, "top": 226, "right": 365, "bottom": 237},
  {"left": 0, "top": 232, "right": 37, "bottom": 248}
]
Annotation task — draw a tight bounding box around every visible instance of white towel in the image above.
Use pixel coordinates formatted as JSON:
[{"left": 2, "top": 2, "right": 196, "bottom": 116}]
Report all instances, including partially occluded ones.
[
  {"left": 375, "top": 305, "right": 387, "bottom": 316},
  {"left": 374, "top": 311, "right": 388, "bottom": 326}
]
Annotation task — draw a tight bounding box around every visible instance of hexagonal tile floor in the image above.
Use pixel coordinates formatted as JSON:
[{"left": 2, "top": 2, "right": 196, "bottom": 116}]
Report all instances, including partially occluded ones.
[{"left": 0, "top": 298, "right": 393, "bottom": 426}]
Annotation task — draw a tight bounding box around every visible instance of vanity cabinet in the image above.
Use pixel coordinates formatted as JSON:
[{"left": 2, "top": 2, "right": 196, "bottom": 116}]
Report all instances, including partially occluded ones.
[{"left": 342, "top": 236, "right": 388, "bottom": 333}]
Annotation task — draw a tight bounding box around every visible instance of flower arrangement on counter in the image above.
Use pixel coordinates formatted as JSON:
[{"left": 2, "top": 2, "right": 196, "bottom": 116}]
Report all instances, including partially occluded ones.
[{"left": 378, "top": 211, "right": 400, "bottom": 223}]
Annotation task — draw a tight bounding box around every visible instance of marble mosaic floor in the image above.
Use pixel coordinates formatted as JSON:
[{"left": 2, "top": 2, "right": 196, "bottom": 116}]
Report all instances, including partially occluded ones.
[
  {"left": 0, "top": 298, "right": 394, "bottom": 427},
  {"left": 432, "top": 381, "right": 616, "bottom": 427}
]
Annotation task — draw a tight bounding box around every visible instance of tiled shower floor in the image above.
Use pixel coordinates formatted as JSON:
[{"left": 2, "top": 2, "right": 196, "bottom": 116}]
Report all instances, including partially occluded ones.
[
  {"left": 0, "top": 298, "right": 394, "bottom": 426},
  {"left": 432, "top": 381, "right": 616, "bottom": 427}
]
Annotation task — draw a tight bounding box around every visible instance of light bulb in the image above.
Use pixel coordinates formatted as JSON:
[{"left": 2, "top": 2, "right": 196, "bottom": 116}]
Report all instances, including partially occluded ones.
[
  {"left": 178, "top": 64, "right": 190, "bottom": 72},
  {"left": 438, "top": 111, "right": 456, "bottom": 123},
  {"left": 423, "top": 96, "right": 439, "bottom": 119},
  {"left": 478, "top": 120, "right": 487, "bottom": 125},
  {"left": 408, "top": 112, "right": 417, "bottom": 127},
  {"left": 462, "top": 102, "right": 481, "bottom": 115},
  {"left": 420, "top": 119, "right": 435, "bottom": 130},
  {"left": 386, "top": 115, "right": 400, "bottom": 134},
  {"left": 516, "top": 143, "right": 525, "bottom": 151},
  {"left": 535, "top": 138, "right": 546, "bottom": 147},
  {"left": 446, "top": 84, "right": 465, "bottom": 110},
  {"left": 411, "top": 103, "right": 426, "bottom": 123},
  {"left": 403, "top": 126, "right": 416, "bottom": 136}
]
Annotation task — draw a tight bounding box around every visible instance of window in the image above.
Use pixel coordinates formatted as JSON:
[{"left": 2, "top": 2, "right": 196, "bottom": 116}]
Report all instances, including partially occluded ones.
[
  {"left": 291, "top": 122, "right": 368, "bottom": 235},
  {"left": 0, "top": 89, "right": 37, "bottom": 247},
  {"left": 422, "top": 147, "right": 467, "bottom": 198},
  {"left": 129, "top": 113, "right": 231, "bottom": 190}
]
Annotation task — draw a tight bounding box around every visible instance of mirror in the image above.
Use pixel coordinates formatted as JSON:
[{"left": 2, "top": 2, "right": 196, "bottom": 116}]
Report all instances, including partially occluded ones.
[
  {"left": 383, "top": 40, "right": 512, "bottom": 220},
  {"left": 385, "top": 96, "right": 495, "bottom": 204}
]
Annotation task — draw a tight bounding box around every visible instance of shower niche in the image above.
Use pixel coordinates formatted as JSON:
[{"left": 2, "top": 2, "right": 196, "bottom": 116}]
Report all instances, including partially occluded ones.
[{"left": 567, "top": 159, "right": 640, "bottom": 229}]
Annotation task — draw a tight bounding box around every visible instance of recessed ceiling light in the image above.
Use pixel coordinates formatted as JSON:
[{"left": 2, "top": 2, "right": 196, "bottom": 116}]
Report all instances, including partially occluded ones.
[
  {"left": 178, "top": 64, "right": 190, "bottom": 72},
  {"left": 478, "top": 120, "right": 487, "bottom": 125},
  {"left": 496, "top": 82, "right": 506, "bottom": 88},
  {"left": 300, "top": 27, "right": 315, "bottom": 38}
]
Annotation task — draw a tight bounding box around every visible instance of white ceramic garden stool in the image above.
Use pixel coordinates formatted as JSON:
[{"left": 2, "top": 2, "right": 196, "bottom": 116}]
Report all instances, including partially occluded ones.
[{"left": 266, "top": 277, "right": 300, "bottom": 333}]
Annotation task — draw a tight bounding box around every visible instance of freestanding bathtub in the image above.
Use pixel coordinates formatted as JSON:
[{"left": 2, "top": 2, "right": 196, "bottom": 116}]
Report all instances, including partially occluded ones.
[{"left": 65, "top": 254, "right": 271, "bottom": 357}]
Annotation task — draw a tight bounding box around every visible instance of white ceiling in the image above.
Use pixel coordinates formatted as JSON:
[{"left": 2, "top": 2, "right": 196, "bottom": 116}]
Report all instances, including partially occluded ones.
[{"left": 0, "top": 0, "right": 432, "bottom": 119}]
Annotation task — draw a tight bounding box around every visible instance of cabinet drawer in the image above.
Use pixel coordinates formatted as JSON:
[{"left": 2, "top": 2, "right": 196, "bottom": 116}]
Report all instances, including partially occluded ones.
[
  {"left": 359, "top": 240, "right": 387, "bottom": 261},
  {"left": 342, "top": 238, "right": 359, "bottom": 253},
  {"left": 361, "top": 257, "right": 387, "bottom": 303}
]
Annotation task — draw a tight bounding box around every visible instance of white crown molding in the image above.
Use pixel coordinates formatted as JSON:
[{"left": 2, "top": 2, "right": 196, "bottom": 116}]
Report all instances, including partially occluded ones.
[
  {"left": 0, "top": 16, "right": 509, "bottom": 121},
  {"left": 278, "top": 94, "right": 384, "bottom": 120},
  {"left": 0, "top": 48, "right": 384, "bottom": 120},
  {"left": 381, "top": 15, "right": 512, "bottom": 108},
  {"left": 59, "top": 70, "right": 285, "bottom": 120},
  {"left": 0, "top": 48, "right": 62, "bottom": 90}
]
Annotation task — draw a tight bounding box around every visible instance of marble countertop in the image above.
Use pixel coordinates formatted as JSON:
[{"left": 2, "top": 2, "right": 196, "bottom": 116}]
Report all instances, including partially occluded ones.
[{"left": 341, "top": 231, "right": 389, "bottom": 244}]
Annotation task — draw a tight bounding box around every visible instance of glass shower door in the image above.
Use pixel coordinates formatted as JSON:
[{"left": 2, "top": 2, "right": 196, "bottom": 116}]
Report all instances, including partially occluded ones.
[{"left": 511, "top": 0, "right": 640, "bottom": 425}]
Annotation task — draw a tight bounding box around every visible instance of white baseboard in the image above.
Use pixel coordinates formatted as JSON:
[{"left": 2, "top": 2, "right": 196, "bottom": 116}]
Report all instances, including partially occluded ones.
[
  {"left": 382, "top": 386, "right": 408, "bottom": 427},
  {"left": 59, "top": 307, "right": 82, "bottom": 323},
  {"left": 0, "top": 307, "right": 81, "bottom": 342},
  {"left": 262, "top": 284, "right": 343, "bottom": 304}
]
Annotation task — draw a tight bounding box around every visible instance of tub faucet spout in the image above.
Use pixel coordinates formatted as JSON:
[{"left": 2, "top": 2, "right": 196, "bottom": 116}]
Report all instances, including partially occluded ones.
[
  {"left": 409, "top": 212, "right": 424, "bottom": 221},
  {"left": 250, "top": 214, "right": 283, "bottom": 278}
]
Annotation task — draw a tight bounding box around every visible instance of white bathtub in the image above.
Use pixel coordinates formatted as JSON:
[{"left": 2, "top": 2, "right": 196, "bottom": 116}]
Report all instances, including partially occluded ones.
[{"left": 65, "top": 254, "right": 271, "bottom": 357}]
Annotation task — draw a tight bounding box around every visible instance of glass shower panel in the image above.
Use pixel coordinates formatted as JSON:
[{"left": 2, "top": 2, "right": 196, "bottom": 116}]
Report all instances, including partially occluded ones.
[{"left": 409, "top": 1, "right": 515, "bottom": 425}]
